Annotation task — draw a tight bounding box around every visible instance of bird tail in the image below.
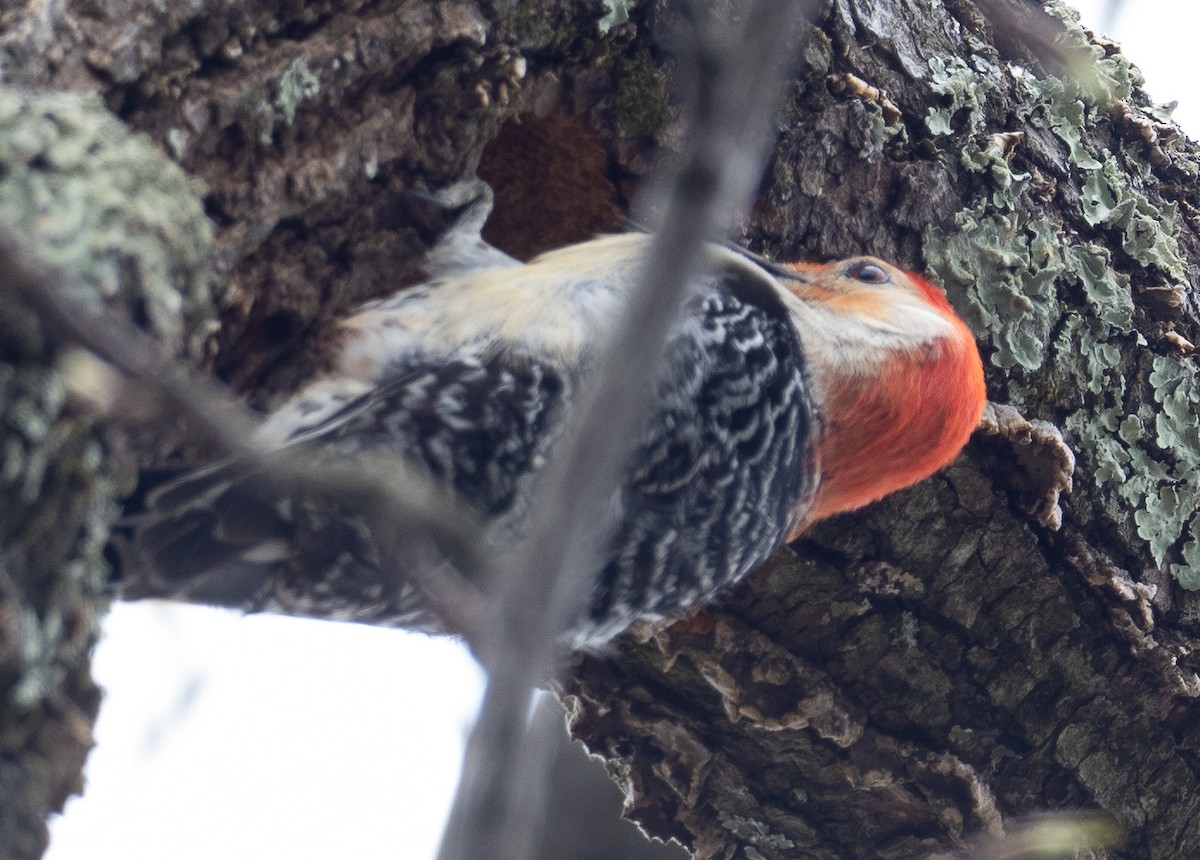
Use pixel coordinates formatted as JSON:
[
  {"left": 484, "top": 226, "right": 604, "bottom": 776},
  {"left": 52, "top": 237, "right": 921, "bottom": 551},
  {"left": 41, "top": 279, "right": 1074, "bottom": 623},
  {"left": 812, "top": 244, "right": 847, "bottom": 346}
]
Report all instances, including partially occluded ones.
[
  {"left": 110, "top": 462, "right": 292, "bottom": 609},
  {"left": 110, "top": 460, "right": 452, "bottom": 634}
]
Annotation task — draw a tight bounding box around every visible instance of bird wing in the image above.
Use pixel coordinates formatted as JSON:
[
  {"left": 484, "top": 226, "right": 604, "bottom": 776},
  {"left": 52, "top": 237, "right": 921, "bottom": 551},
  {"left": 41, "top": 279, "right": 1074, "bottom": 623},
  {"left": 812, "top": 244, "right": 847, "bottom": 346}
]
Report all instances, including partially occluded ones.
[{"left": 116, "top": 242, "right": 820, "bottom": 643}]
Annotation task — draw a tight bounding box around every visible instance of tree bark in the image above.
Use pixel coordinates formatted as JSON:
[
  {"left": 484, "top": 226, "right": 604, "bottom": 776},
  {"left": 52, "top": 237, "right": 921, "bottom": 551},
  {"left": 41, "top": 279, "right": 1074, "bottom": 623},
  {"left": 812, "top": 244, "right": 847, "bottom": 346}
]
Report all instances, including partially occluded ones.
[{"left": 2, "top": 0, "right": 1199, "bottom": 858}]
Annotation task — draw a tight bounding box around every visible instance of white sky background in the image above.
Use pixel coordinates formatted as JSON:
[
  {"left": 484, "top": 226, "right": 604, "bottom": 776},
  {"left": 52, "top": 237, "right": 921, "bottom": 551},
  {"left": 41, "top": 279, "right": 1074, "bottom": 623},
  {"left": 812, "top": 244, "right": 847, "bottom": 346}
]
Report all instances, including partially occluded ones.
[{"left": 45, "top": 3, "right": 1197, "bottom": 859}]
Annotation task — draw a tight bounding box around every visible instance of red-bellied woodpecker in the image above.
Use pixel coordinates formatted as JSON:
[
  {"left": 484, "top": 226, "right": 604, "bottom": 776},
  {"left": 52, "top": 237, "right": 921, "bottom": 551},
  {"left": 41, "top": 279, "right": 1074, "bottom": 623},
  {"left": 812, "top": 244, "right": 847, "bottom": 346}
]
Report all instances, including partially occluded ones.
[{"left": 117, "top": 182, "right": 987, "bottom": 646}]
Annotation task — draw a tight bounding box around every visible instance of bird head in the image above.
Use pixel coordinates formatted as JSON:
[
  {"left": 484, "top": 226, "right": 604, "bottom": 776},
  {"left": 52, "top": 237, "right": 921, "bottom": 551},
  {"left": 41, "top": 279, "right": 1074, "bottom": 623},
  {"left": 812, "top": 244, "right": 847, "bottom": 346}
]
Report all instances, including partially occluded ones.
[{"left": 776, "top": 256, "right": 987, "bottom": 531}]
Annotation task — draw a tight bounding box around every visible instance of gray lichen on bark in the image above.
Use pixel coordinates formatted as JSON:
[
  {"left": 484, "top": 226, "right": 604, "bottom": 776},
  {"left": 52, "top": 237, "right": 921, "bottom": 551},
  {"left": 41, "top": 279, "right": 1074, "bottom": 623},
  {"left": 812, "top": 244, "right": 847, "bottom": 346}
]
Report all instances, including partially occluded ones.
[{"left": 0, "top": 89, "right": 211, "bottom": 860}]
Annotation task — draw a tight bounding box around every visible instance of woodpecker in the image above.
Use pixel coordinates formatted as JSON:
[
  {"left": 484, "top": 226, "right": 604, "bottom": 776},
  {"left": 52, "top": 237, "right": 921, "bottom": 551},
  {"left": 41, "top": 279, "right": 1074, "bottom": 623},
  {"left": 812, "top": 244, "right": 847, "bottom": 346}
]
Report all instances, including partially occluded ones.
[{"left": 117, "top": 183, "right": 986, "bottom": 646}]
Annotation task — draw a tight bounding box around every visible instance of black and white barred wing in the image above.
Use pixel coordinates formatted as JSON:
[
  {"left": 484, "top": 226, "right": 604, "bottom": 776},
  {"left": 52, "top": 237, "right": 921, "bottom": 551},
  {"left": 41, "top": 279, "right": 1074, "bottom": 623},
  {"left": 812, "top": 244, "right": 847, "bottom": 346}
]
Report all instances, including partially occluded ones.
[
  {"left": 116, "top": 355, "right": 570, "bottom": 630},
  {"left": 116, "top": 249, "right": 819, "bottom": 644},
  {"left": 584, "top": 263, "right": 818, "bottom": 640}
]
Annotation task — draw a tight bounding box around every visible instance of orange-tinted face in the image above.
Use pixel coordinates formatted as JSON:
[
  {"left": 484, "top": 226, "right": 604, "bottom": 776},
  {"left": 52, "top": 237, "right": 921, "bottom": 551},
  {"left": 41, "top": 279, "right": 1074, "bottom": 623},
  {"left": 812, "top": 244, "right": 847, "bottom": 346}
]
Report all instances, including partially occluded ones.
[{"left": 781, "top": 257, "right": 964, "bottom": 339}]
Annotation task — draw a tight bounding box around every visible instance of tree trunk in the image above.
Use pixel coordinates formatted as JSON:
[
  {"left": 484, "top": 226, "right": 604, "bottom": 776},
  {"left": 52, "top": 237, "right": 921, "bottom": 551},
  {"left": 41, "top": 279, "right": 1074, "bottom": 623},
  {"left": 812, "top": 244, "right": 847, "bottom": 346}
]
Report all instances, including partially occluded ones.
[{"left": 2, "top": 0, "right": 1198, "bottom": 858}]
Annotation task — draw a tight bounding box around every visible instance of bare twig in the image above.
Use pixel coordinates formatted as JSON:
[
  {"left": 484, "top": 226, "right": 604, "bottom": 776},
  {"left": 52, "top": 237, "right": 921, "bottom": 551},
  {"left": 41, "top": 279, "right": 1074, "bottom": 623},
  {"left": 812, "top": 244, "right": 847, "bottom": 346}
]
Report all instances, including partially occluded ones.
[
  {"left": 0, "top": 230, "right": 261, "bottom": 457},
  {"left": 435, "top": 1, "right": 817, "bottom": 858},
  {"left": 0, "top": 231, "right": 489, "bottom": 641}
]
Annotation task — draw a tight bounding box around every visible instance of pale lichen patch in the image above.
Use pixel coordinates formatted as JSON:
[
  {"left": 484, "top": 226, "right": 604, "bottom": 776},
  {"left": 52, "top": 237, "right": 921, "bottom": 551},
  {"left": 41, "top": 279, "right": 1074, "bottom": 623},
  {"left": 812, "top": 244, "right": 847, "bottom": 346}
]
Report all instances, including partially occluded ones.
[{"left": 918, "top": 45, "right": 1200, "bottom": 587}]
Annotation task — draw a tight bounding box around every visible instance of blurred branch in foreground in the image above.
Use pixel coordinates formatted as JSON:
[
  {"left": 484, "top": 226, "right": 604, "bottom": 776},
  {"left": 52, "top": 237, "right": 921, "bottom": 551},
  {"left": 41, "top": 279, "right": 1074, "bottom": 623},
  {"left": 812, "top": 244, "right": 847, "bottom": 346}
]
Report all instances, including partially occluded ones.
[
  {"left": 0, "top": 231, "right": 489, "bottom": 643},
  {"left": 435, "top": 1, "right": 816, "bottom": 858}
]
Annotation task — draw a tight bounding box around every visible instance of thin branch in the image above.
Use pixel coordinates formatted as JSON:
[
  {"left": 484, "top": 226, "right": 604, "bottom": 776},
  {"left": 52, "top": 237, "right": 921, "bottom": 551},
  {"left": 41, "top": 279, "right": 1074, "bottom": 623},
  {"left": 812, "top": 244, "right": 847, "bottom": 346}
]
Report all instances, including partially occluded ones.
[
  {"left": 0, "top": 231, "right": 490, "bottom": 642},
  {"left": 435, "top": 1, "right": 818, "bottom": 858},
  {"left": 0, "top": 231, "right": 261, "bottom": 458}
]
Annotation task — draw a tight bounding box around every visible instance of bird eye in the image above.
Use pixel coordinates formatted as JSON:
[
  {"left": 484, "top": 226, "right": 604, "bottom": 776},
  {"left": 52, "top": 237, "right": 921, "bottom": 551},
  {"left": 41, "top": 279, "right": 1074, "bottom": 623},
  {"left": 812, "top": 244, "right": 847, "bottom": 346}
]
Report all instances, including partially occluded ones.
[{"left": 845, "top": 261, "right": 891, "bottom": 285}]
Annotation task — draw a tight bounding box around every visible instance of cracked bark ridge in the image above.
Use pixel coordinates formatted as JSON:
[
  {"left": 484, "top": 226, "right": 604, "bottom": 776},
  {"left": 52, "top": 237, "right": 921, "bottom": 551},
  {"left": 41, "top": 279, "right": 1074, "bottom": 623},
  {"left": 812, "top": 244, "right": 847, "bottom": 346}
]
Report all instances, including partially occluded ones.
[
  {"left": 976, "top": 402, "right": 1075, "bottom": 531},
  {"left": 565, "top": 457, "right": 1199, "bottom": 858}
]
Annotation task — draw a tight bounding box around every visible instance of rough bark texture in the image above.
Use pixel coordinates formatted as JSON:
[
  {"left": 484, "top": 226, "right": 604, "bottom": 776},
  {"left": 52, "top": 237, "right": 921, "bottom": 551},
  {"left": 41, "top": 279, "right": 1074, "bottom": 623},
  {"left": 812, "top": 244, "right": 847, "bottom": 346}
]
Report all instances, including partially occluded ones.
[{"left": 2, "top": 0, "right": 1199, "bottom": 858}]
